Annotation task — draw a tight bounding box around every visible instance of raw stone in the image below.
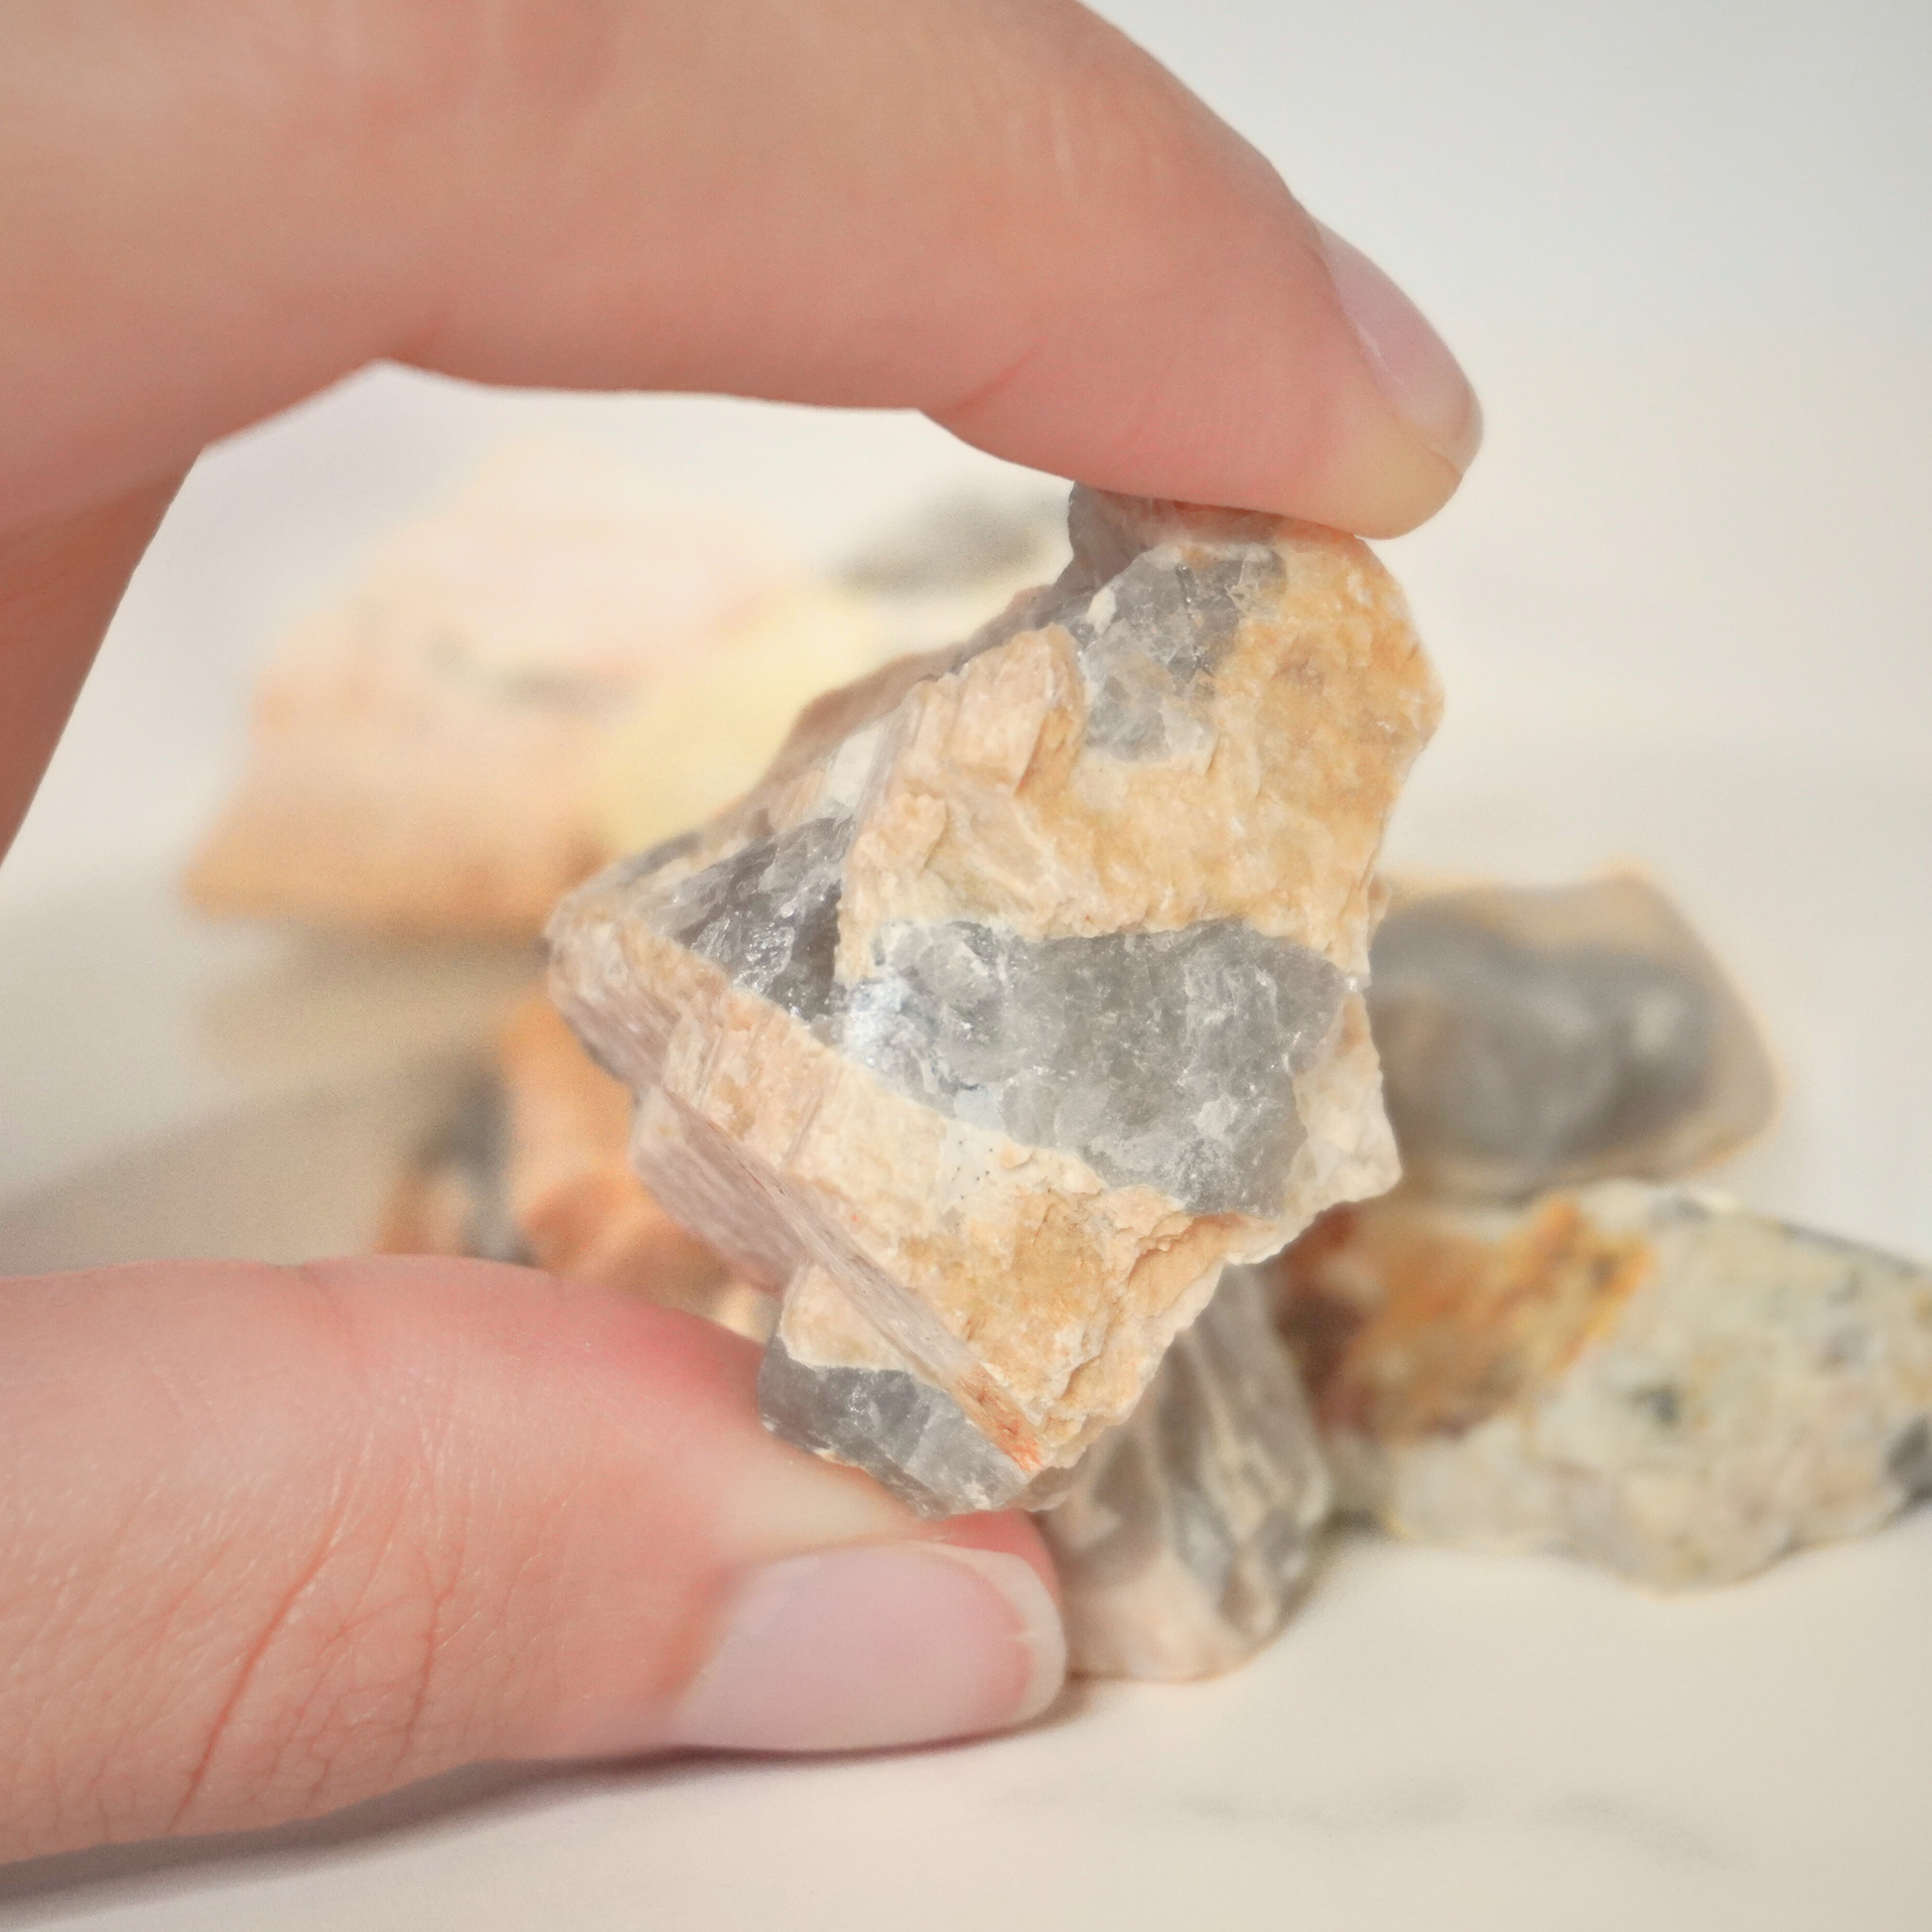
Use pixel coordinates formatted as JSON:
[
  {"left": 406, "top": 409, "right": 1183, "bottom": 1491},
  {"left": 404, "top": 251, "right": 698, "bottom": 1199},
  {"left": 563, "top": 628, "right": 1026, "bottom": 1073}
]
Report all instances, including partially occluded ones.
[
  {"left": 591, "top": 490, "right": 1069, "bottom": 866},
  {"left": 379, "top": 989, "right": 770, "bottom": 1339},
  {"left": 1367, "top": 875, "right": 1776, "bottom": 1201},
  {"left": 387, "top": 980, "right": 1329, "bottom": 1677},
  {"left": 1037, "top": 1263, "right": 1331, "bottom": 1680},
  {"left": 1273, "top": 1180, "right": 1932, "bottom": 1587},
  {"left": 549, "top": 486, "right": 1440, "bottom": 1514}
]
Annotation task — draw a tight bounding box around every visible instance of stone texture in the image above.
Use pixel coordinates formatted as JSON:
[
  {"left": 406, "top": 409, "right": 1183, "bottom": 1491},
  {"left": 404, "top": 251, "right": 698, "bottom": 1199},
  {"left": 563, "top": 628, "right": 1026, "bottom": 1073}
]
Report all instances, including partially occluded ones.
[
  {"left": 550, "top": 486, "right": 1440, "bottom": 1512},
  {"left": 189, "top": 447, "right": 1076, "bottom": 941},
  {"left": 379, "top": 988, "right": 770, "bottom": 1337},
  {"left": 1038, "top": 1264, "right": 1331, "bottom": 1680},
  {"left": 758, "top": 1264, "right": 1069, "bottom": 1515},
  {"left": 382, "top": 1004, "right": 1328, "bottom": 1676},
  {"left": 1274, "top": 1181, "right": 1932, "bottom": 1587},
  {"left": 1367, "top": 874, "right": 1777, "bottom": 1200}
]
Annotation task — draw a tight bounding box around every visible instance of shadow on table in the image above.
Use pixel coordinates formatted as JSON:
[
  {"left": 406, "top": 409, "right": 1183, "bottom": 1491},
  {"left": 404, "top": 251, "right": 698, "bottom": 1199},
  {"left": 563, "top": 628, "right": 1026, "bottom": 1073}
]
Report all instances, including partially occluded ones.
[{"left": 0, "top": 1682, "right": 1107, "bottom": 1923}]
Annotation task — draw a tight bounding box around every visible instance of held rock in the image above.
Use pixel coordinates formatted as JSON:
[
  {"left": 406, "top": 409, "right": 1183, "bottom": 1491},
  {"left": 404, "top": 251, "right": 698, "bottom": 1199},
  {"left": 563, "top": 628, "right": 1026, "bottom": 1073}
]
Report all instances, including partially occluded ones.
[{"left": 549, "top": 487, "right": 1440, "bottom": 1513}]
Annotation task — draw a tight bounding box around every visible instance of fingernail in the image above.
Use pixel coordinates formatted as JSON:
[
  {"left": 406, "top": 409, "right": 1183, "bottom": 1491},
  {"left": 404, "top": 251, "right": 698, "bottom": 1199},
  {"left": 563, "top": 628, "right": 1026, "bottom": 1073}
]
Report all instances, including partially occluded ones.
[
  {"left": 672, "top": 1542, "right": 1065, "bottom": 1754},
  {"left": 1313, "top": 219, "right": 1483, "bottom": 476}
]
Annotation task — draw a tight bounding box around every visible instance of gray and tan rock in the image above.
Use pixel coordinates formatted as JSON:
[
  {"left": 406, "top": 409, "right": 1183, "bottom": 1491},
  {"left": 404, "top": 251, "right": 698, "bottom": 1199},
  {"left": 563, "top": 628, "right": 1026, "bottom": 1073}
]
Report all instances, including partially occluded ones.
[
  {"left": 1038, "top": 1264, "right": 1331, "bottom": 1680},
  {"left": 378, "top": 989, "right": 772, "bottom": 1340},
  {"left": 590, "top": 488, "right": 1073, "bottom": 868},
  {"left": 550, "top": 486, "right": 1440, "bottom": 1513},
  {"left": 1274, "top": 1181, "right": 1932, "bottom": 1587},
  {"left": 1367, "top": 874, "right": 1777, "bottom": 1201}
]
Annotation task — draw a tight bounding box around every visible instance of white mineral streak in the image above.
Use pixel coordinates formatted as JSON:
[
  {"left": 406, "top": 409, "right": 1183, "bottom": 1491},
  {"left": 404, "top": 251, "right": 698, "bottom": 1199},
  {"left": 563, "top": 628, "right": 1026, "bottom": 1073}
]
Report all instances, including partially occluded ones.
[
  {"left": 549, "top": 487, "right": 1440, "bottom": 1513},
  {"left": 1367, "top": 875, "right": 1778, "bottom": 1200},
  {"left": 1275, "top": 1181, "right": 1932, "bottom": 1587},
  {"left": 1038, "top": 1266, "right": 1331, "bottom": 1680}
]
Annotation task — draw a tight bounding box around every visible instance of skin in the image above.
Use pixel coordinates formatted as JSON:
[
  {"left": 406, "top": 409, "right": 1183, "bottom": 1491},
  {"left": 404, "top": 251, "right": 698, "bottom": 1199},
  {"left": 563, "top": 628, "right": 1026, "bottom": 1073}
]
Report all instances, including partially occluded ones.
[{"left": 0, "top": 0, "right": 1479, "bottom": 1863}]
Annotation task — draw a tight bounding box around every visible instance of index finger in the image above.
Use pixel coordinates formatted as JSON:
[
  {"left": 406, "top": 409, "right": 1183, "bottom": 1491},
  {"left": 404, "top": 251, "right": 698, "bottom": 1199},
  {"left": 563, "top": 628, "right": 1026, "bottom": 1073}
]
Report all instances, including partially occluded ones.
[{"left": 0, "top": 0, "right": 1479, "bottom": 540}]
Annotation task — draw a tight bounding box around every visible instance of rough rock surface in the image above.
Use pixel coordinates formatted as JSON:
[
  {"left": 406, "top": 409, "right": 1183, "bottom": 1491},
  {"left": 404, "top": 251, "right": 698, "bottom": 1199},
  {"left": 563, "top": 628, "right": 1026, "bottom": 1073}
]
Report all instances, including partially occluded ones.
[
  {"left": 550, "top": 486, "right": 1440, "bottom": 1513},
  {"left": 379, "top": 989, "right": 769, "bottom": 1336},
  {"left": 1038, "top": 1265, "right": 1331, "bottom": 1679},
  {"left": 590, "top": 493, "right": 1073, "bottom": 867},
  {"left": 1367, "top": 875, "right": 1777, "bottom": 1200},
  {"left": 1274, "top": 1181, "right": 1932, "bottom": 1587}
]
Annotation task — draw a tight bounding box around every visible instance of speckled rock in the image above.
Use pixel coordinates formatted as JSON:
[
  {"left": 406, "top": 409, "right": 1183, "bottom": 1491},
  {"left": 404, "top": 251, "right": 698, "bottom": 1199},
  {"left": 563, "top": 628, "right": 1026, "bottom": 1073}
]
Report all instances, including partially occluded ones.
[
  {"left": 550, "top": 486, "right": 1440, "bottom": 1513},
  {"left": 1274, "top": 1181, "right": 1932, "bottom": 1587}
]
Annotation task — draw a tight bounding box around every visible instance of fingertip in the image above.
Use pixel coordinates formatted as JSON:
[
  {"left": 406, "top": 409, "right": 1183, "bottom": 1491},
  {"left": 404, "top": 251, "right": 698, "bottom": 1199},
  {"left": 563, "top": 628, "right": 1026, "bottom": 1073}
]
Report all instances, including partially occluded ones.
[
  {"left": 5, "top": 0, "right": 1479, "bottom": 545},
  {"left": 661, "top": 1539, "right": 1066, "bottom": 1756},
  {"left": 1308, "top": 218, "right": 1482, "bottom": 521},
  {"left": 2, "top": 1256, "right": 1071, "bottom": 1850},
  {"left": 927, "top": 162, "right": 1478, "bottom": 535}
]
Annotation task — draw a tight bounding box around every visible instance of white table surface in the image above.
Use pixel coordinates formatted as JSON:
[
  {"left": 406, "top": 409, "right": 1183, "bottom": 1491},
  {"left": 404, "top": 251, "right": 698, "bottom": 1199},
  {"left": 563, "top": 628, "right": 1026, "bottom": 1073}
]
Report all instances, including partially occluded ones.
[{"left": 4, "top": 1, "right": 1931, "bottom": 1925}]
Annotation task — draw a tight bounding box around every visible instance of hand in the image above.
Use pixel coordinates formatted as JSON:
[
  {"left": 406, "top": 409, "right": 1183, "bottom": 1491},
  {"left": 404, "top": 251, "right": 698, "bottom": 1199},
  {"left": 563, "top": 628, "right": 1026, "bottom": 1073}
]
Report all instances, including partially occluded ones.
[{"left": 0, "top": 0, "right": 1481, "bottom": 1862}]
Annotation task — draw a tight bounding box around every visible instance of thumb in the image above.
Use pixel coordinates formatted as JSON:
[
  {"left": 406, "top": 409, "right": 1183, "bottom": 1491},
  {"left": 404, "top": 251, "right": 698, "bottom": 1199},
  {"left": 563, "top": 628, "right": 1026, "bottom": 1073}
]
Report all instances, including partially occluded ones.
[{"left": 0, "top": 1258, "right": 1064, "bottom": 1860}]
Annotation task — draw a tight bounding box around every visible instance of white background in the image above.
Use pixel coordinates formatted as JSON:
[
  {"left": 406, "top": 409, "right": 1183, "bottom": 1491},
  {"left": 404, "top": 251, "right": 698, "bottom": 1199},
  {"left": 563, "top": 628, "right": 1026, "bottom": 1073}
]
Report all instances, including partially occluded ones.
[{"left": 3, "top": 2, "right": 1931, "bottom": 1926}]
